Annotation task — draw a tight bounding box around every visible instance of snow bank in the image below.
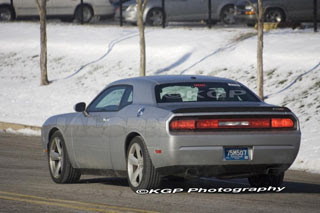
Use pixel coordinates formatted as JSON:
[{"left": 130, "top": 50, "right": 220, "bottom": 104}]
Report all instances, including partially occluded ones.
[{"left": 2, "top": 128, "right": 41, "bottom": 136}]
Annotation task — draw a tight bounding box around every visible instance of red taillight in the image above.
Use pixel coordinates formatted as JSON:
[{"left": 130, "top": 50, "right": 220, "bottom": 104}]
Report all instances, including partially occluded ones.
[
  {"left": 170, "top": 120, "right": 195, "bottom": 130},
  {"left": 170, "top": 117, "right": 295, "bottom": 131},
  {"left": 248, "top": 119, "right": 270, "bottom": 128},
  {"left": 197, "top": 119, "right": 218, "bottom": 129},
  {"left": 271, "top": 118, "right": 294, "bottom": 128}
]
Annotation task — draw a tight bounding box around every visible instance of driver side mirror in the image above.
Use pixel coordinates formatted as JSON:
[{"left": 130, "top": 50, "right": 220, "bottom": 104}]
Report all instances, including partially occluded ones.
[{"left": 74, "top": 102, "right": 86, "bottom": 112}]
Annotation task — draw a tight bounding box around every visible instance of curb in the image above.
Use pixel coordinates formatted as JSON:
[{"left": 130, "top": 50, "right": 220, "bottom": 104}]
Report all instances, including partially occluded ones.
[{"left": 0, "top": 122, "right": 41, "bottom": 132}]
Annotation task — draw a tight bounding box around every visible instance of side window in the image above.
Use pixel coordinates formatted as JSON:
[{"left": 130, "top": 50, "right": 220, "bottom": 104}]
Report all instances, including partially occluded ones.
[
  {"left": 96, "top": 88, "right": 125, "bottom": 110},
  {"left": 121, "top": 88, "right": 133, "bottom": 107},
  {"left": 88, "top": 86, "right": 127, "bottom": 112},
  {"left": 127, "top": 91, "right": 133, "bottom": 103}
]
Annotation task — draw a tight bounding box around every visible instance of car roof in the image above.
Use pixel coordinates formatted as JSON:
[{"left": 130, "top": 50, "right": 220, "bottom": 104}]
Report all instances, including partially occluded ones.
[
  {"left": 108, "top": 75, "right": 239, "bottom": 105},
  {"left": 110, "top": 75, "right": 235, "bottom": 86}
]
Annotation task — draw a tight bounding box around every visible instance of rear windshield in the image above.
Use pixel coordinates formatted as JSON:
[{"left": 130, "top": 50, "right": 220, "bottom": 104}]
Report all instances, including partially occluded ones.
[{"left": 155, "top": 82, "right": 260, "bottom": 103}]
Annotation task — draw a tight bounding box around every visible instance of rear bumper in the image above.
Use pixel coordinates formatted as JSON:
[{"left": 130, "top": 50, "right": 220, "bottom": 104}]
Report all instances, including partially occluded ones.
[
  {"left": 114, "top": 10, "right": 137, "bottom": 23},
  {"left": 157, "top": 164, "right": 290, "bottom": 178},
  {"left": 235, "top": 14, "right": 256, "bottom": 24},
  {"left": 123, "top": 10, "right": 137, "bottom": 23},
  {"left": 149, "top": 131, "right": 301, "bottom": 177}
]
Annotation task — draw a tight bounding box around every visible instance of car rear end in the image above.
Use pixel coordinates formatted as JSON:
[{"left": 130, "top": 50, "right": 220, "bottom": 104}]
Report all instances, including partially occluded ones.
[
  {"left": 149, "top": 81, "right": 301, "bottom": 179},
  {"left": 114, "top": 0, "right": 138, "bottom": 23},
  {"left": 234, "top": 0, "right": 257, "bottom": 26}
]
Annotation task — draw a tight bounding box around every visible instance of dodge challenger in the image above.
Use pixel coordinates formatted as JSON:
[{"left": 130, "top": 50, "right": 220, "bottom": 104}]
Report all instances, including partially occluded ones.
[{"left": 41, "top": 75, "right": 301, "bottom": 191}]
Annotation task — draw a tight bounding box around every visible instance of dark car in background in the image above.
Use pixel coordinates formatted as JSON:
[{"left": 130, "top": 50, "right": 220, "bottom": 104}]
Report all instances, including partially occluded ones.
[
  {"left": 0, "top": 0, "right": 116, "bottom": 22},
  {"left": 235, "top": 0, "right": 320, "bottom": 26},
  {"left": 117, "top": 0, "right": 238, "bottom": 26}
]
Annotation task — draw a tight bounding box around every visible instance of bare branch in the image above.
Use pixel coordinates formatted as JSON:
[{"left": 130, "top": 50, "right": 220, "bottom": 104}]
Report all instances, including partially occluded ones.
[{"left": 142, "top": 0, "right": 148, "bottom": 12}]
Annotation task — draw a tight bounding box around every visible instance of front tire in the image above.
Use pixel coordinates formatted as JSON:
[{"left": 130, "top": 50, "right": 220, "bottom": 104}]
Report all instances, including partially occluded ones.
[
  {"left": 48, "top": 131, "right": 81, "bottom": 183},
  {"left": 265, "top": 9, "right": 285, "bottom": 23},
  {"left": 146, "top": 8, "right": 164, "bottom": 26},
  {"left": 0, "top": 6, "right": 14, "bottom": 21},
  {"left": 248, "top": 172, "right": 284, "bottom": 187},
  {"left": 127, "top": 136, "right": 161, "bottom": 191}
]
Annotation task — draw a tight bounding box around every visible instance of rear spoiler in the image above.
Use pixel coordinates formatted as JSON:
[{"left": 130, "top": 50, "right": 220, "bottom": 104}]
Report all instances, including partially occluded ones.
[{"left": 172, "top": 107, "right": 291, "bottom": 113}]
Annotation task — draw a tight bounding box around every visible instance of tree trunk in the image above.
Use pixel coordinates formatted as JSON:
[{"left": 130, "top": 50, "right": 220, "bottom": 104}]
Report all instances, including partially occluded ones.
[
  {"left": 257, "top": 0, "right": 264, "bottom": 100},
  {"left": 137, "top": 0, "right": 147, "bottom": 76},
  {"left": 35, "top": 0, "right": 49, "bottom": 86}
]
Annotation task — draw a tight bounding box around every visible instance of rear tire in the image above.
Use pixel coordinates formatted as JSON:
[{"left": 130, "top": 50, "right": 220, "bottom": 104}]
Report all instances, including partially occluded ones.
[
  {"left": 48, "top": 131, "right": 81, "bottom": 183},
  {"left": 0, "top": 6, "right": 14, "bottom": 21},
  {"left": 220, "top": 5, "right": 236, "bottom": 25},
  {"left": 248, "top": 172, "right": 284, "bottom": 187},
  {"left": 127, "top": 136, "right": 161, "bottom": 192},
  {"left": 74, "top": 5, "right": 93, "bottom": 23}
]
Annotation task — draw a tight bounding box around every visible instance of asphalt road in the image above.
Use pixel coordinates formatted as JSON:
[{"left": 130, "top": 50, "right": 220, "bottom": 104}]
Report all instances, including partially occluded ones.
[{"left": 0, "top": 133, "right": 319, "bottom": 213}]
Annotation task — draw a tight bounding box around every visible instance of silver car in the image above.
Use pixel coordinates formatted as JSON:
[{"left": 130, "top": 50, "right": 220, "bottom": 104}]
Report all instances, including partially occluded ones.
[
  {"left": 0, "top": 0, "right": 115, "bottom": 22},
  {"left": 119, "top": 0, "right": 237, "bottom": 26},
  {"left": 235, "top": 0, "right": 320, "bottom": 26},
  {"left": 42, "top": 75, "right": 300, "bottom": 191}
]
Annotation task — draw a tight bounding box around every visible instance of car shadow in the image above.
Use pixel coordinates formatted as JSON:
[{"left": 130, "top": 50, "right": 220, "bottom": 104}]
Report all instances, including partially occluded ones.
[
  {"left": 78, "top": 176, "right": 320, "bottom": 194},
  {"left": 79, "top": 176, "right": 129, "bottom": 187}
]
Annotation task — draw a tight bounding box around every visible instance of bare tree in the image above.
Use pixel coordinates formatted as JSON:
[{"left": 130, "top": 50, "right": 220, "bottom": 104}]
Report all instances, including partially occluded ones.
[
  {"left": 137, "top": 0, "right": 148, "bottom": 76},
  {"left": 247, "top": 0, "right": 264, "bottom": 100},
  {"left": 35, "top": 0, "right": 49, "bottom": 85}
]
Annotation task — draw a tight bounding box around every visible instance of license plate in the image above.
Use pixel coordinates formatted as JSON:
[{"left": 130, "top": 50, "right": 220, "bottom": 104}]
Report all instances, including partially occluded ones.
[{"left": 224, "top": 148, "right": 249, "bottom": 161}]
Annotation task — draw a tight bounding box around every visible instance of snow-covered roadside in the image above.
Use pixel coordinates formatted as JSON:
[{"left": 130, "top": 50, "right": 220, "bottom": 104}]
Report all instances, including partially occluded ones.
[
  {"left": 0, "top": 128, "right": 41, "bottom": 136},
  {"left": 0, "top": 22, "right": 319, "bottom": 173}
]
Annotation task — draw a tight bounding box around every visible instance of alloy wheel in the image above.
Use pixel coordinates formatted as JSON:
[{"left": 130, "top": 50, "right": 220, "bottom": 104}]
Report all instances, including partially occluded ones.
[
  {"left": 221, "top": 7, "right": 235, "bottom": 24},
  {"left": 127, "top": 143, "right": 144, "bottom": 187},
  {"left": 49, "top": 137, "right": 64, "bottom": 179},
  {"left": 148, "top": 10, "right": 163, "bottom": 26}
]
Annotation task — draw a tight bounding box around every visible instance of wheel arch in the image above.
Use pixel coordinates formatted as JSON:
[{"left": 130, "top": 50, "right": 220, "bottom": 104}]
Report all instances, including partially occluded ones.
[
  {"left": 47, "top": 127, "right": 62, "bottom": 149},
  {"left": 219, "top": 4, "right": 235, "bottom": 16},
  {"left": 47, "top": 126, "right": 78, "bottom": 169},
  {"left": 124, "top": 132, "right": 142, "bottom": 157}
]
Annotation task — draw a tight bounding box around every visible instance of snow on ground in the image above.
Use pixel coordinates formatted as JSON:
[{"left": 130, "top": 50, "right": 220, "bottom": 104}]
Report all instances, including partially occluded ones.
[
  {"left": 0, "top": 128, "right": 41, "bottom": 136},
  {"left": 0, "top": 22, "right": 319, "bottom": 173}
]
